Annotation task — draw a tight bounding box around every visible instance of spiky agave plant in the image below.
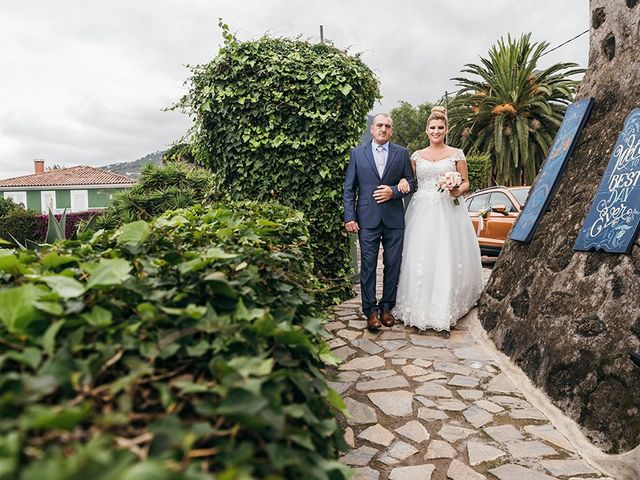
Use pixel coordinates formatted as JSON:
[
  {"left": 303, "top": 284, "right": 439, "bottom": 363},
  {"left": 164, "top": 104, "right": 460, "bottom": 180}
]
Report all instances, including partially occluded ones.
[{"left": 447, "top": 33, "right": 583, "bottom": 185}]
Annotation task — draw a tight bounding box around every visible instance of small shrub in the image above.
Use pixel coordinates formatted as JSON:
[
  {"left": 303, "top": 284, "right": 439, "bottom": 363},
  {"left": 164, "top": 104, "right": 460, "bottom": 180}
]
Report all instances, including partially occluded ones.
[
  {"left": 0, "top": 196, "right": 22, "bottom": 217},
  {"left": 467, "top": 154, "right": 491, "bottom": 192},
  {"left": 0, "top": 201, "right": 348, "bottom": 479},
  {"left": 92, "top": 161, "right": 221, "bottom": 231}
]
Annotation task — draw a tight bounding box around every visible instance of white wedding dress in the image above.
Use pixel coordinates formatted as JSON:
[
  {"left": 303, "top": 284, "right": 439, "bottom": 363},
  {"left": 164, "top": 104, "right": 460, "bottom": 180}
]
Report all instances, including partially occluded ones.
[{"left": 392, "top": 149, "right": 483, "bottom": 331}]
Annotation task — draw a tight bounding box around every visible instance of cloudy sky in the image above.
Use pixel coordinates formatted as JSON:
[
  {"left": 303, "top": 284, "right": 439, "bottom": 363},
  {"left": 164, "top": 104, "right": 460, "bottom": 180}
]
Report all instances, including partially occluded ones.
[{"left": 0, "top": 1, "right": 590, "bottom": 179}]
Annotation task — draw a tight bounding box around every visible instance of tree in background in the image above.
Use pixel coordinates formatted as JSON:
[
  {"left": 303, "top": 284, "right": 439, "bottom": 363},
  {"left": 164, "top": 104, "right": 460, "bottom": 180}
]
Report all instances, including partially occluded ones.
[
  {"left": 390, "top": 101, "right": 433, "bottom": 153},
  {"left": 175, "top": 21, "right": 380, "bottom": 301},
  {"left": 447, "top": 33, "right": 583, "bottom": 186}
]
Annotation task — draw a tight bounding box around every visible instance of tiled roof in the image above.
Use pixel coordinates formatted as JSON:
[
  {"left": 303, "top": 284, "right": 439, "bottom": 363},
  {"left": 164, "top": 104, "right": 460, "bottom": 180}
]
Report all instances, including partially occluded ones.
[{"left": 0, "top": 166, "right": 136, "bottom": 188}]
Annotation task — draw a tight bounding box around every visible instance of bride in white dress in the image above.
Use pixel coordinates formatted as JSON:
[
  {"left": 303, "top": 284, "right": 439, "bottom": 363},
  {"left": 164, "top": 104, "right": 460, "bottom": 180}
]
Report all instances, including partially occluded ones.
[{"left": 392, "top": 107, "right": 483, "bottom": 332}]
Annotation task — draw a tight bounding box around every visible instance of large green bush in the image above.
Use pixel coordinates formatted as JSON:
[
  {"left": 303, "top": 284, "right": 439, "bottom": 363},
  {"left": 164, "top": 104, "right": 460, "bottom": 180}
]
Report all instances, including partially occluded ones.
[
  {"left": 0, "top": 201, "right": 348, "bottom": 479},
  {"left": 176, "top": 22, "right": 380, "bottom": 302}
]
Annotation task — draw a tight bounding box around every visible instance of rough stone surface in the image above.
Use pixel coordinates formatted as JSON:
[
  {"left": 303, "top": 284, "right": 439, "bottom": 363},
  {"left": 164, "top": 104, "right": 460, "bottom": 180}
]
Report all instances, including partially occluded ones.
[
  {"left": 389, "top": 465, "right": 435, "bottom": 480},
  {"left": 357, "top": 424, "right": 396, "bottom": 446},
  {"left": 333, "top": 257, "right": 609, "bottom": 479},
  {"left": 447, "top": 459, "right": 486, "bottom": 480},
  {"left": 462, "top": 406, "right": 493, "bottom": 428},
  {"left": 418, "top": 407, "right": 449, "bottom": 421},
  {"left": 459, "top": 389, "right": 484, "bottom": 400},
  {"left": 344, "top": 397, "right": 377, "bottom": 425},
  {"left": 489, "top": 464, "right": 557, "bottom": 480},
  {"left": 438, "top": 424, "right": 475, "bottom": 443},
  {"left": 448, "top": 374, "right": 480, "bottom": 388},
  {"left": 467, "top": 441, "right": 506, "bottom": 466},
  {"left": 386, "top": 346, "right": 457, "bottom": 361},
  {"left": 341, "top": 445, "right": 378, "bottom": 466},
  {"left": 340, "top": 356, "right": 385, "bottom": 371},
  {"left": 509, "top": 408, "right": 547, "bottom": 421},
  {"left": 367, "top": 391, "right": 413, "bottom": 416},
  {"left": 332, "top": 346, "right": 357, "bottom": 361},
  {"left": 486, "top": 374, "right": 518, "bottom": 394},
  {"left": 353, "top": 467, "right": 380, "bottom": 480},
  {"left": 395, "top": 420, "right": 430, "bottom": 443},
  {"left": 344, "top": 427, "right": 355, "bottom": 448},
  {"left": 477, "top": 2, "right": 640, "bottom": 452},
  {"left": 483, "top": 425, "right": 523, "bottom": 443},
  {"left": 415, "top": 382, "right": 453, "bottom": 398},
  {"left": 505, "top": 440, "right": 558, "bottom": 458},
  {"left": 356, "top": 375, "right": 409, "bottom": 392},
  {"left": 434, "top": 361, "right": 472, "bottom": 375},
  {"left": 438, "top": 399, "right": 469, "bottom": 411},
  {"left": 401, "top": 364, "right": 430, "bottom": 377},
  {"left": 424, "top": 439, "right": 456, "bottom": 459},
  {"left": 352, "top": 338, "right": 384, "bottom": 355},
  {"left": 541, "top": 459, "right": 599, "bottom": 477},
  {"left": 386, "top": 441, "right": 419, "bottom": 461},
  {"left": 524, "top": 424, "right": 574, "bottom": 452},
  {"left": 474, "top": 399, "right": 503, "bottom": 413}
]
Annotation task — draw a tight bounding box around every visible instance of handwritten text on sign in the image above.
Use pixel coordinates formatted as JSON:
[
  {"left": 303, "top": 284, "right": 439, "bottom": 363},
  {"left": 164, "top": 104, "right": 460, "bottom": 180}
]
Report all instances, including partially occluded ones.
[{"left": 574, "top": 108, "right": 640, "bottom": 253}]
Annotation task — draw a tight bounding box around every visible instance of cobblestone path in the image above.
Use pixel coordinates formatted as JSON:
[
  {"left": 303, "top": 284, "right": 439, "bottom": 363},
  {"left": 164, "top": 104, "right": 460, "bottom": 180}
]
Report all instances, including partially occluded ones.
[{"left": 328, "top": 266, "right": 612, "bottom": 480}]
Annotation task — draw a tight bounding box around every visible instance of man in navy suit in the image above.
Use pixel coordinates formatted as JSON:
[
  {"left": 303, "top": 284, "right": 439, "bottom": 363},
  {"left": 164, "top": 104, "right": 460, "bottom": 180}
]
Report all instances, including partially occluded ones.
[{"left": 344, "top": 113, "right": 415, "bottom": 331}]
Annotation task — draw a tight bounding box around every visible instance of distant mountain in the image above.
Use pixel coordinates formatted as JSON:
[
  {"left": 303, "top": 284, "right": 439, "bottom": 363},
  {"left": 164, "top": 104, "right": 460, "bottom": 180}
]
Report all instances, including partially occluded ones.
[{"left": 101, "top": 150, "right": 164, "bottom": 179}]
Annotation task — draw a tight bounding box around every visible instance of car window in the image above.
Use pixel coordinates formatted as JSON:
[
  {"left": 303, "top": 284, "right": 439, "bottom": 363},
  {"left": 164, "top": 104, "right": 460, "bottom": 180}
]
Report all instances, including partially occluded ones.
[
  {"left": 489, "top": 192, "right": 516, "bottom": 212},
  {"left": 511, "top": 187, "right": 530, "bottom": 207},
  {"left": 468, "top": 193, "right": 489, "bottom": 212}
]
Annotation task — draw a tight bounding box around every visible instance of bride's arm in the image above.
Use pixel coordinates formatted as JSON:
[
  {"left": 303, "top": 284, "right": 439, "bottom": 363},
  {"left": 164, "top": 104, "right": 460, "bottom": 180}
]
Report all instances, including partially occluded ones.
[{"left": 451, "top": 160, "right": 470, "bottom": 197}]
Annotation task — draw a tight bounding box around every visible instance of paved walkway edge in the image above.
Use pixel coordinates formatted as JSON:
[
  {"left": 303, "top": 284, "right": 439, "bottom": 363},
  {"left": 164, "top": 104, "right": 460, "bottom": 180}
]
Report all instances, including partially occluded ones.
[{"left": 466, "top": 308, "right": 640, "bottom": 479}]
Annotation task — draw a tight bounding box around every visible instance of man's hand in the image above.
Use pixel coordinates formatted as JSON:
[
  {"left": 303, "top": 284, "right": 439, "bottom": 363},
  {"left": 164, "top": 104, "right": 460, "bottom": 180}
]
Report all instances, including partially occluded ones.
[
  {"left": 345, "top": 220, "right": 360, "bottom": 233},
  {"left": 373, "top": 185, "right": 394, "bottom": 203},
  {"left": 398, "top": 178, "right": 411, "bottom": 194}
]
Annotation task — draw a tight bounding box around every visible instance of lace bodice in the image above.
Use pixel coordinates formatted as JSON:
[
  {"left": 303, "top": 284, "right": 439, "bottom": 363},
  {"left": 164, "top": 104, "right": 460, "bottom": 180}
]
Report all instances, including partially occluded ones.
[{"left": 411, "top": 149, "right": 466, "bottom": 197}]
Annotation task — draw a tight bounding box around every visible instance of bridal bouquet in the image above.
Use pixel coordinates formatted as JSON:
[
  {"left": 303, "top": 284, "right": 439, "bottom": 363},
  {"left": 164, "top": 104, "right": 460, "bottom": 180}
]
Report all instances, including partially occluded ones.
[{"left": 436, "top": 171, "right": 463, "bottom": 205}]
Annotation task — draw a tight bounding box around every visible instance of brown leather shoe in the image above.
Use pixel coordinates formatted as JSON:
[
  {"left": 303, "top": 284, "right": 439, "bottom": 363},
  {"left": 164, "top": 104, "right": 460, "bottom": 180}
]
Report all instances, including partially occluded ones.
[
  {"left": 380, "top": 310, "right": 395, "bottom": 327},
  {"left": 367, "top": 311, "right": 382, "bottom": 331}
]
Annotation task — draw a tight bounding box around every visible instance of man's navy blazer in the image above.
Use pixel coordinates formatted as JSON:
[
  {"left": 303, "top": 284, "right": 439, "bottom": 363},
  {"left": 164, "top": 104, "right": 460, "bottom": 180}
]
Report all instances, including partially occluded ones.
[{"left": 343, "top": 141, "right": 415, "bottom": 229}]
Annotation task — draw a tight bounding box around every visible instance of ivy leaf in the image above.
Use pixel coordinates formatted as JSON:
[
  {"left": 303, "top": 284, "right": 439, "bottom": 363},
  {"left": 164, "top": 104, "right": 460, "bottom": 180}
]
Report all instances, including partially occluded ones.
[
  {"left": 41, "top": 252, "right": 78, "bottom": 269},
  {"left": 83, "top": 258, "right": 132, "bottom": 289},
  {"left": 42, "top": 320, "right": 65, "bottom": 355},
  {"left": 81, "top": 305, "right": 113, "bottom": 328},
  {"left": 3, "top": 347, "right": 42, "bottom": 369},
  {"left": 0, "top": 249, "right": 20, "bottom": 273},
  {"left": 23, "top": 402, "right": 91, "bottom": 431},
  {"left": 115, "top": 220, "right": 151, "bottom": 252},
  {"left": 339, "top": 84, "right": 352, "bottom": 96},
  {"left": 40, "top": 275, "right": 85, "bottom": 299},
  {"left": 0, "top": 284, "right": 44, "bottom": 333}
]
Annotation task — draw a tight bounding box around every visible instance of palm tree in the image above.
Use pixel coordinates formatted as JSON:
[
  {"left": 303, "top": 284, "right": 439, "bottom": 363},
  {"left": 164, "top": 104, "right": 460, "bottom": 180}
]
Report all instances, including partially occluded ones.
[{"left": 447, "top": 33, "right": 583, "bottom": 186}]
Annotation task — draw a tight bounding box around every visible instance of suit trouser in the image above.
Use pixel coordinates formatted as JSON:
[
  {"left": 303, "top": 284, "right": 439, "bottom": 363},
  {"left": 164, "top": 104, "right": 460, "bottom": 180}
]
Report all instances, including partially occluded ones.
[{"left": 358, "top": 222, "right": 404, "bottom": 316}]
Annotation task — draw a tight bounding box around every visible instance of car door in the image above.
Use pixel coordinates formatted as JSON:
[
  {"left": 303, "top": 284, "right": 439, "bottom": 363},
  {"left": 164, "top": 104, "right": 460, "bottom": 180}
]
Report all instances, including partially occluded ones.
[
  {"left": 466, "top": 193, "right": 490, "bottom": 237},
  {"left": 485, "top": 191, "right": 519, "bottom": 245}
]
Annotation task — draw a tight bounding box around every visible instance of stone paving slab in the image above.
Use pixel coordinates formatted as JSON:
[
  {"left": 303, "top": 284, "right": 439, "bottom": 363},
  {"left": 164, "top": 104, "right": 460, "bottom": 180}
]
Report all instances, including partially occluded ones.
[{"left": 331, "top": 264, "right": 610, "bottom": 480}]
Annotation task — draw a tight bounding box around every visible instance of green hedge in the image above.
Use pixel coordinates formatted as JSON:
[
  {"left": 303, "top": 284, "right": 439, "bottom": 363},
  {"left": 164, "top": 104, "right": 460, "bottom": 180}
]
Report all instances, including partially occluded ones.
[
  {"left": 0, "top": 201, "right": 348, "bottom": 479},
  {"left": 175, "top": 22, "right": 380, "bottom": 302},
  {"left": 467, "top": 154, "right": 491, "bottom": 192},
  {"left": 0, "top": 209, "right": 41, "bottom": 245}
]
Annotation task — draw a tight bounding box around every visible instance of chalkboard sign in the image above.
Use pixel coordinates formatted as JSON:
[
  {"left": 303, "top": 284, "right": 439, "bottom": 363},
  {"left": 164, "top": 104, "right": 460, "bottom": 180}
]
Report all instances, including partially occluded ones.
[
  {"left": 574, "top": 108, "right": 640, "bottom": 253},
  {"left": 509, "top": 97, "right": 594, "bottom": 242}
]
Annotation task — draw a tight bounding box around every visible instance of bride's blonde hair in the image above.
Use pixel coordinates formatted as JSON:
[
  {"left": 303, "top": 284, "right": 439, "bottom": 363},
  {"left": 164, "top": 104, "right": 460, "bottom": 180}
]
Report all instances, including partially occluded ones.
[{"left": 427, "top": 106, "right": 448, "bottom": 128}]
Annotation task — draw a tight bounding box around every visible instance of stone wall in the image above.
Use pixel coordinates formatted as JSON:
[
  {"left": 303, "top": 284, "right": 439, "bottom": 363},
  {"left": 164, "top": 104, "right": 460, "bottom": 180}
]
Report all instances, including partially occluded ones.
[{"left": 479, "top": 0, "right": 640, "bottom": 453}]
